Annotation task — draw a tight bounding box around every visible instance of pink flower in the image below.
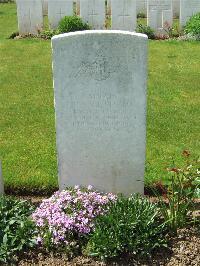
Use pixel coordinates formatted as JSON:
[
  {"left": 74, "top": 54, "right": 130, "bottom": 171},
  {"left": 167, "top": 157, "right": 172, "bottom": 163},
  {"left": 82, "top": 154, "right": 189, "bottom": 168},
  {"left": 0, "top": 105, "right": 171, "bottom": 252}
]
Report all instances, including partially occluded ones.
[{"left": 32, "top": 185, "right": 117, "bottom": 247}]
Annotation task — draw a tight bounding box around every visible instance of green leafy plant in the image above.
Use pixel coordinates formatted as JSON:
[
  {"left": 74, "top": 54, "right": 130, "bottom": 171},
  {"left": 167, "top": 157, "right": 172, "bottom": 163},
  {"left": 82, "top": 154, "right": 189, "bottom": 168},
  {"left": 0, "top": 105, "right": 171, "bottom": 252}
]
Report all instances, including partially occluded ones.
[
  {"left": 58, "top": 16, "right": 90, "bottom": 33},
  {"left": 39, "top": 29, "right": 60, "bottom": 40},
  {"left": 32, "top": 186, "right": 116, "bottom": 256},
  {"left": 163, "top": 21, "right": 183, "bottom": 39},
  {"left": 85, "top": 194, "right": 166, "bottom": 260},
  {"left": 136, "top": 24, "right": 155, "bottom": 39},
  {"left": 8, "top": 31, "right": 19, "bottom": 39},
  {"left": 0, "top": 0, "right": 15, "bottom": 2},
  {"left": 163, "top": 21, "right": 174, "bottom": 38},
  {"left": 184, "top": 12, "right": 200, "bottom": 38},
  {"left": 0, "top": 196, "right": 36, "bottom": 263},
  {"left": 155, "top": 151, "right": 200, "bottom": 234}
]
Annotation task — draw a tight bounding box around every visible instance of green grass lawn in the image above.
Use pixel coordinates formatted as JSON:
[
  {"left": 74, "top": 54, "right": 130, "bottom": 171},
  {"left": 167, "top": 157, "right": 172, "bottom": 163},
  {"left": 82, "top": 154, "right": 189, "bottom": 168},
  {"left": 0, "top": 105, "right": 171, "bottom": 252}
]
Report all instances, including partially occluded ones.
[{"left": 0, "top": 3, "right": 200, "bottom": 194}]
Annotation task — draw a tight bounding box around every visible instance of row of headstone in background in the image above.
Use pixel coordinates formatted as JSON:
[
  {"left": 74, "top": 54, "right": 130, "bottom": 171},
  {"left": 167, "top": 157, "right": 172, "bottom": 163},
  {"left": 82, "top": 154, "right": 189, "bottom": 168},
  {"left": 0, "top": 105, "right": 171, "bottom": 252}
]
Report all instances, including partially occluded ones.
[
  {"left": 52, "top": 30, "right": 148, "bottom": 195},
  {"left": 16, "top": 0, "right": 138, "bottom": 34},
  {"left": 133, "top": 0, "right": 180, "bottom": 17},
  {"left": 148, "top": 0, "right": 173, "bottom": 34},
  {"left": 69, "top": 0, "right": 180, "bottom": 17},
  {"left": 16, "top": 0, "right": 200, "bottom": 36},
  {"left": 79, "top": 0, "right": 137, "bottom": 31}
]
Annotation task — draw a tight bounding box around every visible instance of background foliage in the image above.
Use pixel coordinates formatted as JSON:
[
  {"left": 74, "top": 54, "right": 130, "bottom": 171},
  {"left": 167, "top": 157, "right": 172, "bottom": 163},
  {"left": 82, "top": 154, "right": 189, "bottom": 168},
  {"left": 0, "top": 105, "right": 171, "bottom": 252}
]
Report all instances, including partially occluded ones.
[
  {"left": 185, "top": 12, "right": 200, "bottom": 37},
  {"left": 0, "top": 196, "right": 36, "bottom": 263}
]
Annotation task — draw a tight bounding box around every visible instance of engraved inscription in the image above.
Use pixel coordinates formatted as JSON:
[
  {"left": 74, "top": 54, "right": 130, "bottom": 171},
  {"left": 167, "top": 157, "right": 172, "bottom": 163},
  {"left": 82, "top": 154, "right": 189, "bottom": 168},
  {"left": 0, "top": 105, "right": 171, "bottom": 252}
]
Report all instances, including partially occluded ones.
[
  {"left": 149, "top": 0, "right": 171, "bottom": 11},
  {"left": 67, "top": 92, "right": 135, "bottom": 131},
  {"left": 184, "top": 0, "right": 200, "bottom": 9}
]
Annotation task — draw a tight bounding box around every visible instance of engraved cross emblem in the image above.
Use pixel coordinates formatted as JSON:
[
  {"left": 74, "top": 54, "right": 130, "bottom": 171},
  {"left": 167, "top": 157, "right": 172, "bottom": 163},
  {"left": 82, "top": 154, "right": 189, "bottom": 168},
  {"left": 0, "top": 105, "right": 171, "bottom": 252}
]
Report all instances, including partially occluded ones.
[
  {"left": 88, "top": 0, "right": 98, "bottom": 25},
  {"left": 88, "top": 10, "right": 98, "bottom": 25},
  {"left": 118, "top": 1, "right": 131, "bottom": 26},
  {"left": 57, "top": 8, "right": 65, "bottom": 20}
]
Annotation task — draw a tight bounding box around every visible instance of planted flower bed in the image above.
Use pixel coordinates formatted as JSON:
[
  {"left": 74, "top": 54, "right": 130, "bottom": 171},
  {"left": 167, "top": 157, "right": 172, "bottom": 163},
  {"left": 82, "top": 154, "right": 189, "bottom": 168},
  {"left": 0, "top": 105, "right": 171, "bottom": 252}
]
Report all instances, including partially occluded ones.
[{"left": 0, "top": 152, "right": 199, "bottom": 264}]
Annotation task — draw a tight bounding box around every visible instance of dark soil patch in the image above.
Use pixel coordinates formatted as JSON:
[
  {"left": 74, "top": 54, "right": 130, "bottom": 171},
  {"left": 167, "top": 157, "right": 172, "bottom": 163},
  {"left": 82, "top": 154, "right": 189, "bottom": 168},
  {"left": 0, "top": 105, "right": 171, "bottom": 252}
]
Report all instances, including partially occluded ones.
[
  {"left": 8, "top": 195, "right": 199, "bottom": 265},
  {"left": 16, "top": 228, "right": 200, "bottom": 266}
]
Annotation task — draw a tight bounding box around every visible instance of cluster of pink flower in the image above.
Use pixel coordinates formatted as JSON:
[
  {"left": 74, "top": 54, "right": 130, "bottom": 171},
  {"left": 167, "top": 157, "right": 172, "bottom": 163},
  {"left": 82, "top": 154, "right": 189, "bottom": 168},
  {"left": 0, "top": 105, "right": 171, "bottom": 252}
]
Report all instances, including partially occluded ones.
[{"left": 32, "top": 185, "right": 117, "bottom": 245}]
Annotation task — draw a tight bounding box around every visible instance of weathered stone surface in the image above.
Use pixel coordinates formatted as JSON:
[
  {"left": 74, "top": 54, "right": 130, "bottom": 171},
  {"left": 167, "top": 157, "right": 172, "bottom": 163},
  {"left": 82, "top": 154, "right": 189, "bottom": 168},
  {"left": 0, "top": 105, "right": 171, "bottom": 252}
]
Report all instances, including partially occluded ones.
[
  {"left": 147, "top": 0, "right": 173, "bottom": 33},
  {"left": 52, "top": 30, "right": 147, "bottom": 195},
  {"left": 48, "top": 0, "right": 73, "bottom": 29},
  {"left": 180, "top": 0, "right": 200, "bottom": 27},
  {"left": 16, "top": 0, "right": 43, "bottom": 35},
  {"left": 111, "top": 0, "right": 137, "bottom": 31},
  {"left": 80, "top": 0, "right": 105, "bottom": 29}
]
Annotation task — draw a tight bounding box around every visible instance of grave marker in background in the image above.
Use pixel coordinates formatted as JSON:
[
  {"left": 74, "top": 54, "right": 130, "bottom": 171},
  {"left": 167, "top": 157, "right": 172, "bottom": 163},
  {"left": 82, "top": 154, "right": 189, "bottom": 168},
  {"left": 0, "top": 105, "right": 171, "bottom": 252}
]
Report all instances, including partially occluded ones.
[
  {"left": 111, "top": 0, "right": 137, "bottom": 31},
  {"left": 16, "top": 0, "right": 43, "bottom": 35},
  {"left": 48, "top": 0, "right": 73, "bottom": 29},
  {"left": 80, "top": 0, "right": 105, "bottom": 29},
  {"left": 147, "top": 0, "right": 173, "bottom": 33},
  {"left": 180, "top": 0, "right": 200, "bottom": 27},
  {"left": 52, "top": 30, "right": 147, "bottom": 195}
]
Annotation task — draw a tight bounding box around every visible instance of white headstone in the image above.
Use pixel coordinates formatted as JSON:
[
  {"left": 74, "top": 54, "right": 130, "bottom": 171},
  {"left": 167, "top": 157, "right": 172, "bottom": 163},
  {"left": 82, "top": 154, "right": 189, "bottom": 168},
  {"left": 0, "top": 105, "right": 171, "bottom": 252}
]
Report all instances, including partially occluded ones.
[
  {"left": 147, "top": 0, "right": 173, "bottom": 33},
  {"left": 16, "top": 0, "right": 43, "bottom": 35},
  {"left": 80, "top": 0, "right": 105, "bottom": 29},
  {"left": 52, "top": 30, "right": 147, "bottom": 195},
  {"left": 48, "top": 0, "right": 74, "bottom": 29},
  {"left": 111, "top": 0, "right": 137, "bottom": 31},
  {"left": 0, "top": 161, "right": 4, "bottom": 195},
  {"left": 180, "top": 0, "right": 200, "bottom": 28}
]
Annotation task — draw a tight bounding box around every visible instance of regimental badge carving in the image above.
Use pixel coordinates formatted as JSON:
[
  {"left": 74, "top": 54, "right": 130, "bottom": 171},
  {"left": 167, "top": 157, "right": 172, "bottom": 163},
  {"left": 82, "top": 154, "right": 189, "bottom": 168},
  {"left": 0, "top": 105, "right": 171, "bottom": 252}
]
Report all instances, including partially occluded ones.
[{"left": 74, "top": 49, "right": 120, "bottom": 81}]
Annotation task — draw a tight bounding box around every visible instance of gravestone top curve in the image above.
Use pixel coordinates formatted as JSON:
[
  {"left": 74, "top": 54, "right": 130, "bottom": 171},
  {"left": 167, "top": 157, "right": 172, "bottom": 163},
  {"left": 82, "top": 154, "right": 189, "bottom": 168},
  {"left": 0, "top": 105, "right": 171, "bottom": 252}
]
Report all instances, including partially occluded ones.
[{"left": 52, "top": 30, "right": 148, "bottom": 41}]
